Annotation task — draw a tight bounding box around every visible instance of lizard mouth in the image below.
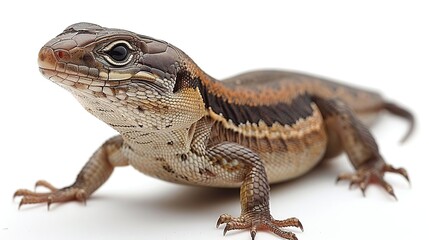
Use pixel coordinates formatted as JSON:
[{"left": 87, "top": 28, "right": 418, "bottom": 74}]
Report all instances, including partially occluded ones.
[
  {"left": 38, "top": 46, "right": 111, "bottom": 90},
  {"left": 38, "top": 46, "right": 158, "bottom": 91}
]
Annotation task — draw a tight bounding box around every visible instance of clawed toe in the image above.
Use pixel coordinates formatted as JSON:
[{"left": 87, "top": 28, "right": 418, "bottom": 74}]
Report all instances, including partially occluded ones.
[
  {"left": 337, "top": 163, "right": 408, "bottom": 200},
  {"left": 271, "top": 217, "right": 303, "bottom": 232},
  {"left": 217, "top": 213, "right": 302, "bottom": 240},
  {"left": 35, "top": 180, "right": 59, "bottom": 191},
  {"left": 384, "top": 165, "right": 410, "bottom": 184},
  {"left": 14, "top": 181, "right": 87, "bottom": 209}
]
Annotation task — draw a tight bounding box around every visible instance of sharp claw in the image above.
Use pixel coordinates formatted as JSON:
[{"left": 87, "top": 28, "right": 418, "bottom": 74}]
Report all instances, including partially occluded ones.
[
  {"left": 76, "top": 190, "right": 87, "bottom": 205},
  {"left": 297, "top": 220, "right": 304, "bottom": 232},
  {"left": 13, "top": 190, "right": 26, "bottom": 199},
  {"left": 18, "top": 199, "right": 24, "bottom": 210},
  {"left": 216, "top": 217, "right": 222, "bottom": 228},
  {"left": 35, "top": 181, "right": 42, "bottom": 191},
  {"left": 13, "top": 191, "right": 19, "bottom": 200},
  {"left": 251, "top": 226, "right": 257, "bottom": 240},
  {"left": 381, "top": 181, "right": 398, "bottom": 200},
  {"left": 336, "top": 176, "right": 342, "bottom": 183},
  {"left": 336, "top": 174, "right": 349, "bottom": 183},
  {"left": 399, "top": 171, "right": 411, "bottom": 185},
  {"left": 216, "top": 214, "right": 231, "bottom": 228},
  {"left": 403, "top": 174, "right": 410, "bottom": 183},
  {"left": 406, "top": 178, "right": 411, "bottom": 187},
  {"left": 391, "top": 192, "right": 398, "bottom": 201},
  {"left": 251, "top": 229, "right": 256, "bottom": 240},
  {"left": 359, "top": 177, "right": 369, "bottom": 197},
  {"left": 389, "top": 190, "right": 398, "bottom": 201},
  {"left": 47, "top": 197, "right": 53, "bottom": 211},
  {"left": 223, "top": 222, "right": 234, "bottom": 236},
  {"left": 360, "top": 186, "right": 366, "bottom": 197}
]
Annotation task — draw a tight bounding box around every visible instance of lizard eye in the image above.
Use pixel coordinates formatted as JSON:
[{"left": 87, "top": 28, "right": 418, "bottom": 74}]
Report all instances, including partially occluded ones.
[
  {"left": 107, "top": 44, "right": 128, "bottom": 62},
  {"left": 102, "top": 40, "right": 135, "bottom": 66}
]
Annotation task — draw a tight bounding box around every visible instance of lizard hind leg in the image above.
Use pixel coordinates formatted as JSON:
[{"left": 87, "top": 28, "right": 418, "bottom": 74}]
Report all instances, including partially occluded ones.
[
  {"left": 14, "top": 135, "right": 128, "bottom": 209},
  {"left": 210, "top": 143, "right": 303, "bottom": 240},
  {"left": 313, "top": 97, "right": 410, "bottom": 199}
]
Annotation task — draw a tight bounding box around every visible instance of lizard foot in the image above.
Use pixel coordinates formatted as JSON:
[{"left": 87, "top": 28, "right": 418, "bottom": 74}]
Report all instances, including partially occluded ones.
[
  {"left": 216, "top": 213, "right": 303, "bottom": 240},
  {"left": 337, "top": 162, "right": 409, "bottom": 200},
  {"left": 14, "top": 180, "right": 87, "bottom": 209}
]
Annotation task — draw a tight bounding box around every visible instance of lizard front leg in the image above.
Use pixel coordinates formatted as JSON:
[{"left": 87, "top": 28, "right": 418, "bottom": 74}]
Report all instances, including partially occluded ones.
[
  {"left": 14, "top": 135, "right": 128, "bottom": 208},
  {"left": 208, "top": 142, "right": 303, "bottom": 240},
  {"left": 313, "top": 97, "right": 409, "bottom": 198}
]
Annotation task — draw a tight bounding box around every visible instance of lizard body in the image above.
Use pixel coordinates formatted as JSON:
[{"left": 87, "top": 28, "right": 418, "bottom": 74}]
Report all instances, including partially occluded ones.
[{"left": 16, "top": 23, "right": 414, "bottom": 240}]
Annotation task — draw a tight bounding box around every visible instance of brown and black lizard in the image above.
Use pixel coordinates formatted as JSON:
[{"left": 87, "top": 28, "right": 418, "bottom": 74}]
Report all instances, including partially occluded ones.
[{"left": 15, "top": 23, "right": 414, "bottom": 240}]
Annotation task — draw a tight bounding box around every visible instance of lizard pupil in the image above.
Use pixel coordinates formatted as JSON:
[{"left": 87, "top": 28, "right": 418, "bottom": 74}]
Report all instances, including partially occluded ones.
[{"left": 107, "top": 44, "right": 128, "bottom": 62}]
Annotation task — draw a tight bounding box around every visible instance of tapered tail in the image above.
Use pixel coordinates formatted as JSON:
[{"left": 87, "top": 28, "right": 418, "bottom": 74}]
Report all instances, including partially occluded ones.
[{"left": 383, "top": 102, "right": 415, "bottom": 143}]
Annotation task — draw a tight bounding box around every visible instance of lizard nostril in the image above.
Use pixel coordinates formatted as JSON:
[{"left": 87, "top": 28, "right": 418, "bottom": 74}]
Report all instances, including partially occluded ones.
[
  {"left": 55, "top": 50, "right": 69, "bottom": 60},
  {"left": 57, "top": 51, "right": 65, "bottom": 59}
]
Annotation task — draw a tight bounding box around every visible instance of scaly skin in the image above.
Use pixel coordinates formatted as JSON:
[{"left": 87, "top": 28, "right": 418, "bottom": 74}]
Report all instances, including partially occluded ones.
[{"left": 15, "top": 23, "right": 414, "bottom": 240}]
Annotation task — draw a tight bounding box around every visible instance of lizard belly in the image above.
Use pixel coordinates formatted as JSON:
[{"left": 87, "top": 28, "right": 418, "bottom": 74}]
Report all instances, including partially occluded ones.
[
  {"left": 259, "top": 108, "right": 328, "bottom": 183},
  {"left": 260, "top": 126, "right": 328, "bottom": 183},
  {"left": 121, "top": 127, "right": 327, "bottom": 187}
]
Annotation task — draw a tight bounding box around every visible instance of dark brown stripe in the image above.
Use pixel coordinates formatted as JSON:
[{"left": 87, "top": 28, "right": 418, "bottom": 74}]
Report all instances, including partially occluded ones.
[
  {"left": 173, "top": 68, "right": 315, "bottom": 126},
  {"left": 198, "top": 79, "right": 314, "bottom": 126}
]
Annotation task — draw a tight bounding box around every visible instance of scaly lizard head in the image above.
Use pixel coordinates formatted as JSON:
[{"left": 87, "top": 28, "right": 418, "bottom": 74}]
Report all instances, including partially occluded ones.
[{"left": 38, "top": 22, "right": 206, "bottom": 133}]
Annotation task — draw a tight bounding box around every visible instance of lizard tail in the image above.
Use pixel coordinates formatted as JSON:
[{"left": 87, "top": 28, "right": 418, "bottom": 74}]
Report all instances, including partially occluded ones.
[{"left": 383, "top": 102, "right": 415, "bottom": 143}]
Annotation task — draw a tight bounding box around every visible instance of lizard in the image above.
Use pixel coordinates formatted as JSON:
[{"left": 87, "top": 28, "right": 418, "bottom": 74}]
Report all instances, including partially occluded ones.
[{"left": 14, "top": 22, "right": 414, "bottom": 240}]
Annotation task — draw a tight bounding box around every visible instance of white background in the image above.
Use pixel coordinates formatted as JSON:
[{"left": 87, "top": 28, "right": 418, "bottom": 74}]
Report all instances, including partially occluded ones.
[{"left": 1, "top": 1, "right": 428, "bottom": 240}]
